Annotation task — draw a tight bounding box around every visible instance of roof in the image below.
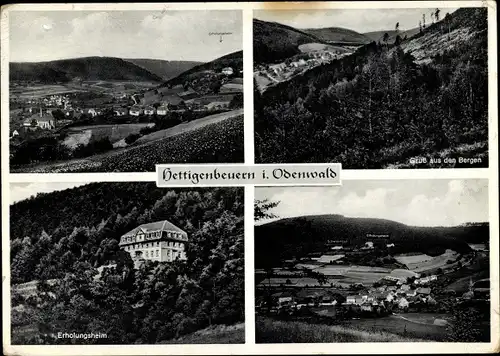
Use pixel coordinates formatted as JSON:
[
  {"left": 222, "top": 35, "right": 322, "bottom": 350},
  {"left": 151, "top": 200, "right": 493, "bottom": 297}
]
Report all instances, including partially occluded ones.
[
  {"left": 416, "top": 287, "right": 431, "bottom": 295},
  {"left": 122, "top": 220, "right": 185, "bottom": 237}
]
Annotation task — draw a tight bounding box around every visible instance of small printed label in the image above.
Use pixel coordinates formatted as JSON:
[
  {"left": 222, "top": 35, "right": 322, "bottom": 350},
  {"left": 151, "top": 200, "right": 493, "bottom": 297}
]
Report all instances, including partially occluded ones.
[{"left": 156, "top": 164, "right": 341, "bottom": 186}]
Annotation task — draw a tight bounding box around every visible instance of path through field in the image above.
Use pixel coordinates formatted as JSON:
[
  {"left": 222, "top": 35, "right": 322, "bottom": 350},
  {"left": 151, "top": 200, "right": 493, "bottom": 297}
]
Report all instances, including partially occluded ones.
[{"left": 12, "top": 109, "right": 244, "bottom": 173}]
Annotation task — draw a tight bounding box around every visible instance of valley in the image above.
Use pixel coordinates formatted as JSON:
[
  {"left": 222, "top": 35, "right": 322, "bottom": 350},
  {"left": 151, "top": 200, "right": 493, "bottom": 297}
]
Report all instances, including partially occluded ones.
[
  {"left": 253, "top": 8, "right": 488, "bottom": 169},
  {"left": 9, "top": 51, "right": 243, "bottom": 172}
]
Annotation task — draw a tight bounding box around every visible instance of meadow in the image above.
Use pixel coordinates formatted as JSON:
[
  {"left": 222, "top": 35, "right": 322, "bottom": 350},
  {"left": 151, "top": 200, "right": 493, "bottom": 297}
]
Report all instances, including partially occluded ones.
[
  {"left": 256, "top": 317, "right": 423, "bottom": 343},
  {"left": 159, "top": 324, "right": 244, "bottom": 344}
]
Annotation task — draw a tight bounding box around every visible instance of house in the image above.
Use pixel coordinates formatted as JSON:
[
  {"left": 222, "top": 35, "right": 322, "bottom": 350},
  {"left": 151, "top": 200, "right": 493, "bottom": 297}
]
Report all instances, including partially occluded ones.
[
  {"left": 385, "top": 292, "right": 395, "bottom": 302},
  {"left": 10, "top": 130, "right": 19, "bottom": 138},
  {"left": 222, "top": 67, "right": 234, "bottom": 75},
  {"left": 156, "top": 106, "right": 169, "bottom": 116},
  {"left": 205, "top": 101, "right": 231, "bottom": 110},
  {"left": 144, "top": 106, "right": 155, "bottom": 115},
  {"left": 114, "top": 108, "right": 128, "bottom": 116},
  {"left": 398, "top": 297, "right": 409, "bottom": 309},
  {"left": 416, "top": 287, "right": 431, "bottom": 296},
  {"left": 361, "top": 304, "right": 373, "bottom": 312},
  {"left": 400, "top": 284, "right": 411, "bottom": 292},
  {"left": 86, "top": 108, "right": 98, "bottom": 117},
  {"left": 406, "top": 289, "right": 417, "bottom": 297},
  {"left": 119, "top": 220, "right": 188, "bottom": 263},
  {"left": 317, "top": 254, "right": 345, "bottom": 264},
  {"left": 331, "top": 246, "right": 343, "bottom": 251},
  {"left": 387, "top": 243, "right": 395, "bottom": 248},
  {"left": 364, "top": 241, "right": 374, "bottom": 249},
  {"left": 346, "top": 295, "right": 365, "bottom": 305},
  {"left": 23, "top": 109, "right": 55, "bottom": 130},
  {"left": 129, "top": 106, "right": 143, "bottom": 116}
]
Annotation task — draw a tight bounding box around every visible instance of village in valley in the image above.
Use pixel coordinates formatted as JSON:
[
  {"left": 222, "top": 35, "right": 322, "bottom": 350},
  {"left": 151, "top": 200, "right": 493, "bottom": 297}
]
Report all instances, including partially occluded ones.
[
  {"left": 254, "top": 182, "right": 491, "bottom": 342},
  {"left": 9, "top": 65, "right": 242, "bottom": 141},
  {"left": 9, "top": 10, "right": 244, "bottom": 173},
  {"left": 256, "top": 237, "right": 489, "bottom": 319},
  {"left": 254, "top": 47, "right": 351, "bottom": 91}
]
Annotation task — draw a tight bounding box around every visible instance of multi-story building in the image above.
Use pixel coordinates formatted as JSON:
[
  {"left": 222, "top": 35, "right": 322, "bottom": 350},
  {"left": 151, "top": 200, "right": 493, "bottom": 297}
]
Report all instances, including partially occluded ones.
[{"left": 119, "top": 220, "right": 188, "bottom": 263}]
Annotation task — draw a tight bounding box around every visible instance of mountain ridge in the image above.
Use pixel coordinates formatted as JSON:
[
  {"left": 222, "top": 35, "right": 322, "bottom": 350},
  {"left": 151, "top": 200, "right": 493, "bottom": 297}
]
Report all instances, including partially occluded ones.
[{"left": 10, "top": 56, "right": 163, "bottom": 83}]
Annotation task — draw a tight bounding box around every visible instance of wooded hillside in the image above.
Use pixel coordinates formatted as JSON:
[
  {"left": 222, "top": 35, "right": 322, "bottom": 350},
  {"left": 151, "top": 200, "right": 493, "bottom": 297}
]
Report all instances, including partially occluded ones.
[
  {"left": 10, "top": 184, "right": 244, "bottom": 344},
  {"left": 255, "top": 8, "right": 488, "bottom": 168}
]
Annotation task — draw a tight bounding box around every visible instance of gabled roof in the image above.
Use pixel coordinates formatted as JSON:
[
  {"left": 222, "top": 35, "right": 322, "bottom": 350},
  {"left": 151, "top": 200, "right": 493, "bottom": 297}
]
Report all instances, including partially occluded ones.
[{"left": 123, "top": 220, "right": 185, "bottom": 237}]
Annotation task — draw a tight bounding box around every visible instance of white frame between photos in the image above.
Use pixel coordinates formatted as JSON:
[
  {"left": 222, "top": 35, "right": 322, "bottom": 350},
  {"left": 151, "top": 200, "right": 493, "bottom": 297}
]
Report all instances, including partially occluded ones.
[{"left": 1, "top": 1, "right": 498, "bottom": 355}]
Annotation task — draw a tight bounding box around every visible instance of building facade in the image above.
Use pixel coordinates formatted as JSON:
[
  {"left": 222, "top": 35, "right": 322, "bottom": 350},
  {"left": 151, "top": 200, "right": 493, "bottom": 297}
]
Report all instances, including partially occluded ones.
[{"left": 119, "top": 220, "right": 188, "bottom": 263}]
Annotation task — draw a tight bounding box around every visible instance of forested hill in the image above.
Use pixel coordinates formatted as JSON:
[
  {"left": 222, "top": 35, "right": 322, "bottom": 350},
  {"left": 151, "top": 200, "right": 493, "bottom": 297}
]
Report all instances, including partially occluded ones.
[
  {"left": 254, "top": 7, "right": 488, "bottom": 168},
  {"left": 255, "top": 214, "right": 488, "bottom": 269},
  {"left": 10, "top": 184, "right": 244, "bottom": 343},
  {"left": 253, "top": 19, "right": 325, "bottom": 64},
  {"left": 303, "top": 27, "right": 371, "bottom": 44},
  {"left": 10, "top": 57, "right": 163, "bottom": 83},
  {"left": 162, "top": 51, "right": 243, "bottom": 87}
]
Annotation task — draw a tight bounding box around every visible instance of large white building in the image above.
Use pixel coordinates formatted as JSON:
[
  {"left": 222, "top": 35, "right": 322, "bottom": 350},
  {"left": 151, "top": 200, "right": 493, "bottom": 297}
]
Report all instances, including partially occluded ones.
[{"left": 119, "top": 220, "right": 188, "bottom": 263}]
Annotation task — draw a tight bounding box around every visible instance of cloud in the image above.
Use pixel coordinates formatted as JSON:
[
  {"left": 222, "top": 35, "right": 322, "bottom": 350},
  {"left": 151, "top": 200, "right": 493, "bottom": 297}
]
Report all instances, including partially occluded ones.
[
  {"left": 258, "top": 180, "right": 488, "bottom": 227},
  {"left": 10, "top": 182, "right": 87, "bottom": 205},
  {"left": 9, "top": 10, "right": 242, "bottom": 62},
  {"left": 255, "top": 8, "right": 458, "bottom": 33}
]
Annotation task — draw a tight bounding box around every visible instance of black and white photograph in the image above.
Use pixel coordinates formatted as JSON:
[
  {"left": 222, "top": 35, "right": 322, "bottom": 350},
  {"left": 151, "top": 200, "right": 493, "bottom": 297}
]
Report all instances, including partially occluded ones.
[
  {"left": 10, "top": 182, "right": 244, "bottom": 344},
  {"left": 254, "top": 180, "right": 490, "bottom": 342},
  {"left": 254, "top": 7, "right": 488, "bottom": 168},
  {"left": 8, "top": 10, "right": 243, "bottom": 173}
]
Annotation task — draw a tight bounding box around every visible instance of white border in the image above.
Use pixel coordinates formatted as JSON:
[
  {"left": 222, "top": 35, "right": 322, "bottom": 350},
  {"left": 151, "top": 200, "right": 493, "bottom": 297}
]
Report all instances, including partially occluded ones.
[{"left": 2, "top": 1, "right": 498, "bottom": 354}]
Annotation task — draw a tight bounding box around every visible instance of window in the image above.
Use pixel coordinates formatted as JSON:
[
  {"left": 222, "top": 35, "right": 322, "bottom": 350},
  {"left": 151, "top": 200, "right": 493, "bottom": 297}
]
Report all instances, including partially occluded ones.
[
  {"left": 146, "top": 251, "right": 149, "bottom": 257},
  {"left": 156, "top": 250, "right": 159, "bottom": 257}
]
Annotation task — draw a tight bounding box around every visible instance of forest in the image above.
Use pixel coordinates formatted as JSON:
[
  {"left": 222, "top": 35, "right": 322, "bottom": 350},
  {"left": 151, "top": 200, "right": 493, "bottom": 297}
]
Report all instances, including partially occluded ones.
[
  {"left": 254, "top": 8, "right": 488, "bottom": 168},
  {"left": 10, "top": 184, "right": 244, "bottom": 344}
]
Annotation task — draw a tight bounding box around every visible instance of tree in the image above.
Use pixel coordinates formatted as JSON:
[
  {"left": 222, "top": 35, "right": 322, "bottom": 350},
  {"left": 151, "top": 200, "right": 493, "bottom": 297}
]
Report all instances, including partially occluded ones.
[
  {"left": 435, "top": 8, "right": 440, "bottom": 22},
  {"left": 422, "top": 14, "right": 426, "bottom": 29},
  {"left": 254, "top": 199, "right": 280, "bottom": 222},
  {"left": 419, "top": 20, "right": 422, "bottom": 33},
  {"left": 395, "top": 22, "right": 400, "bottom": 33},
  {"left": 383, "top": 32, "right": 389, "bottom": 47}
]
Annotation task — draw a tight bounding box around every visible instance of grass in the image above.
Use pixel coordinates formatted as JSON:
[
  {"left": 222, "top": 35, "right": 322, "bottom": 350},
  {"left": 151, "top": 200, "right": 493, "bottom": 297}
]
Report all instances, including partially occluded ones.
[
  {"left": 160, "top": 323, "right": 244, "bottom": 344},
  {"left": 256, "top": 317, "right": 424, "bottom": 343}
]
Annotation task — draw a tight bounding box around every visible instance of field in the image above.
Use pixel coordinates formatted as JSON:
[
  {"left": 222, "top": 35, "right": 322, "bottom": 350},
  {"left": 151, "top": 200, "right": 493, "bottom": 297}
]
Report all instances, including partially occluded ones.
[
  {"left": 395, "top": 250, "right": 458, "bottom": 272},
  {"left": 159, "top": 323, "right": 244, "bottom": 344},
  {"left": 298, "top": 43, "right": 351, "bottom": 53},
  {"left": 98, "top": 115, "right": 244, "bottom": 171},
  {"left": 256, "top": 317, "right": 423, "bottom": 343},
  {"left": 63, "top": 123, "right": 153, "bottom": 148},
  {"left": 10, "top": 84, "right": 83, "bottom": 99},
  {"left": 136, "top": 109, "right": 243, "bottom": 144}
]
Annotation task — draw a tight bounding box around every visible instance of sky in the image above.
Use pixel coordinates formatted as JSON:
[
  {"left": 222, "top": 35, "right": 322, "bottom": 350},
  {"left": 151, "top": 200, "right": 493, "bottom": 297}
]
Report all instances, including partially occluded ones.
[
  {"left": 255, "top": 180, "right": 489, "bottom": 227},
  {"left": 9, "top": 10, "right": 242, "bottom": 62},
  {"left": 10, "top": 182, "right": 87, "bottom": 204},
  {"left": 254, "top": 8, "right": 458, "bottom": 33}
]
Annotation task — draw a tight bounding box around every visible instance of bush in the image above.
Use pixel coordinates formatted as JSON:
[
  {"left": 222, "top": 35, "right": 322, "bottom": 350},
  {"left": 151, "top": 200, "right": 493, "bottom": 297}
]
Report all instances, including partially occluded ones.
[{"left": 125, "top": 133, "right": 141, "bottom": 145}]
